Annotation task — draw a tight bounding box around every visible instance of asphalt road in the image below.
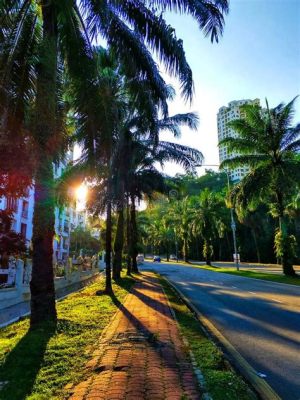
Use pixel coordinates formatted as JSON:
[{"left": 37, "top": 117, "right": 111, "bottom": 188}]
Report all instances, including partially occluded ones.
[
  {"left": 142, "top": 261, "right": 300, "bottom": 400},
  {"left": 191, "top": 261, "right": 300, "bottom": 275}
]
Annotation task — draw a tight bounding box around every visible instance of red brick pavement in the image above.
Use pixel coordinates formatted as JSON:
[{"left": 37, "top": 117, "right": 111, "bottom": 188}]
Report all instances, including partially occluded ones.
[{"left": 68, "top": 272, "right": 201, "bottom": 400}]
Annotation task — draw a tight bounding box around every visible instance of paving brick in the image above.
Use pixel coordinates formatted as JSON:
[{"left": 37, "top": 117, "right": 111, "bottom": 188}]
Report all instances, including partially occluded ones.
[{"left": 68, "top": 272, "right": 200, "bottom": 400}]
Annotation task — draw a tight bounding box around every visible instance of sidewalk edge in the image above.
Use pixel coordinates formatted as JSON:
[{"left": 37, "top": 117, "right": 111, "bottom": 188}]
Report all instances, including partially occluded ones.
[{"left": 161, "top": 275, "right": 282, "bottom": 400}]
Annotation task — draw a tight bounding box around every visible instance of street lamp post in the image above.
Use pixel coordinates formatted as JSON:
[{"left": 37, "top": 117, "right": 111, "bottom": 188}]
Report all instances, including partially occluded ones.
[
  {"left": 229, "top": 203, "right": 239, "bottom": 271},
  {"left": 198, "top": 164, "right": 239, "bottom": 271}
]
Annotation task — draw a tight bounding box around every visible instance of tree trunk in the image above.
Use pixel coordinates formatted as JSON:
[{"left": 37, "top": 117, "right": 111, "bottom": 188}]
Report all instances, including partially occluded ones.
[
  {"left": 166, "top": 242, "right": 170, "bottom": 262},
  {"left": 105, "top": 198, "right": 113, "bottom": 293},
  {"left": 130, "top": 195, "right": 138, "bottom": 273},
  {"left": 30, "top": 2, "right": 57, "bottom": 327},
  {"left": 183, "top": 239, "right": 188, "bottom": 262},
  {"left": 126, "top": 198, "right": 131, "bottom": 275},
  {"left": 251, "top": 229, "right": 261, "bottom": 263},
  {"left": 218, "top": 240, "right": 222, "bottom": 261},
  {"left": 113, "top": 206, "right": 124, "bottom": 280},
  {"left": 204, "top": 240, "right": 211, "bottom": 266},
  {"left": 277, "top": 191, "right": 296, "bottom": 275}
]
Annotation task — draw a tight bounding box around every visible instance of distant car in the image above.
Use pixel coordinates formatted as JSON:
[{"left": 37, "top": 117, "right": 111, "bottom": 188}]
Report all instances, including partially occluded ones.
[
  {"left": 153, "top": 255, "right": 161, "bottom": 262},
  {"left": 170, "top": 254, "right": 178, "bottom": 261},
  {"left": 136, "top": 254, "right": 144, "bottom": 264}
]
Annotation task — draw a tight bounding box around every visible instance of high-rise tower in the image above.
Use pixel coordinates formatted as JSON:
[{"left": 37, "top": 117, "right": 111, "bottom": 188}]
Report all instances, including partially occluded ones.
[{"left": 217, "top": 98, "right": 260, "bottom": 181}]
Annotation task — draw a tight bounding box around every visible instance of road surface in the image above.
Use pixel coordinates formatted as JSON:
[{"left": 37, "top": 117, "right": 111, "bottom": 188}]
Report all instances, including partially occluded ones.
[
  {"left": 191, "top": 261, "right": 300, "bottom": 275},
  {"left": 142, "top": 261, "right": 300, "bottom": 400}
]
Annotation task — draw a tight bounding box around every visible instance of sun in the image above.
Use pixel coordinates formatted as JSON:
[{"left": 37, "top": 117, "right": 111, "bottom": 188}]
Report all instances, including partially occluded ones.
[{"left": 75, "top": 184, "right": 88, "bottom": 203}]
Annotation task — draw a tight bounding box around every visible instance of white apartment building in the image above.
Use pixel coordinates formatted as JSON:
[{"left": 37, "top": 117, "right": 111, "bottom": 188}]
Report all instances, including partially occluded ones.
[
  {"left": 217, "top": 98, "right": 260, "bottom": 182},
  {"left": 0, "top": 154, "right": 86, "bottom": 262}
]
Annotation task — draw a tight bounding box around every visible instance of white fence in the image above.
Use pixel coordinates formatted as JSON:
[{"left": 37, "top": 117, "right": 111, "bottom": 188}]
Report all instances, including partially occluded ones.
[{"left": 0, "top": 256, "right": 104, "bottom": 311}]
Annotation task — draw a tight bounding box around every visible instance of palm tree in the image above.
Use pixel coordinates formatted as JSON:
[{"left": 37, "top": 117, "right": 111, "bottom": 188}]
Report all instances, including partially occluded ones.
[
  {"left": 169, "top": 197, "right": 194, "bottom": 262},
  {"left": 220, "top": 98, "right": 300, "bottom": 276},
  {"left": 122, "top": 115, "right": 202, "bottom": 272},
  {"left": 192, "top": 189, "right": 225, "bottom": 265},
  {"left": 1, "top": 0, "right": 229, "bottom": 325}
]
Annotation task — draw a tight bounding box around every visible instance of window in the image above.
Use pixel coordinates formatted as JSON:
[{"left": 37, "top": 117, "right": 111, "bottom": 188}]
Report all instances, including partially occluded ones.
[
  {"left": 22, "top": 201, "right": 29, "bottom": 218},
  {"left": 21, "top": 223, "right": 27, "bottom": 239}
]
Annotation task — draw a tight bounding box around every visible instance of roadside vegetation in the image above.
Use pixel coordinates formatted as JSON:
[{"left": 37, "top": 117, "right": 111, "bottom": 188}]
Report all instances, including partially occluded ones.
[
  {"left": 138, "top": 98, "right": 300, "bottom": 277},
  {"left": 193, "top": 264, "right": 300, "bottom": 286},
  {"left": 0, "top": 274, "right": 134, "bottom": 400},
  {"left": 160, "top": 276, "right": 257, "bottom": 400}
]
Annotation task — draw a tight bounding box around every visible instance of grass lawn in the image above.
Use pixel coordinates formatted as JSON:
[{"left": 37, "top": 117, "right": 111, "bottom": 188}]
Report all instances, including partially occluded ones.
[
  {"left": 0, "top": 273, "right": 135, "bottom": 400},
  {"left": 159, "top": 275, "right": 257, "bottom": 400},
  {"left": 190, "top": 264, "right": 300, "bottom": 286}
]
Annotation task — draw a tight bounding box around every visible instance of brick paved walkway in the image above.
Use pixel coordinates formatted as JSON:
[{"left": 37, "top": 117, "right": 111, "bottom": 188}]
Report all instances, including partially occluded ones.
[{"left": 68, "top": 272, "right": 201, "bottom": 400}]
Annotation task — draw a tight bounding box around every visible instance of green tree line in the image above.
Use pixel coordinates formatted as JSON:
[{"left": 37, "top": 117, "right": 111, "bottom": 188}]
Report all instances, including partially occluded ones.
[{"left": 138, "top": 100, "right": 300, "bottom": 276}]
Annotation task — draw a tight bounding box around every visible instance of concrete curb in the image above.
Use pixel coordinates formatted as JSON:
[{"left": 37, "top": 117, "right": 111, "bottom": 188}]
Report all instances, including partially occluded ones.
[{"left": 162, "top": 275, "right": 282, "bottom": 400}]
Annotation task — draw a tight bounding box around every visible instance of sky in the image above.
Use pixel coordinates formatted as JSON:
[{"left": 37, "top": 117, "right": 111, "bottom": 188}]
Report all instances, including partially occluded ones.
[{"left": 159, "top": 0, "right": 300, "bottom": 176}]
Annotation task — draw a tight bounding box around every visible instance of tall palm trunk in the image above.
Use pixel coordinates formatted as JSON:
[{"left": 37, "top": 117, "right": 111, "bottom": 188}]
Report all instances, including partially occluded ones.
[
  {"left": 166, "top": 242, "right": 170, "bottom": 261},
  {"left": 130, "top": 195, "right": 138, "bottom": 273},
  {"left": 276, "top": 190, "right": 296, "bottom": 276},
  {"left": 105, "top": 176, "right": 113, "bottom": 293},
  {"left": 278, "top": 216, "right": 296, "bottom": 276},
  {"left": 113, "top": 205, "right": 124, "bottom": 280},
  {"left": 183, "top": 238, "right": 188, "bottom": 263},
  {"left": 30, "top": 2, "right": 57, "bottom": 327},
  {"left": 204, "top": 239, "right": 212, "bottom": 266},
  {"left": 251, "top": 229, "right": 261, "bottom": 263},
  {"left": 126, "top": 198, "right": 131, "bottom": 275}
]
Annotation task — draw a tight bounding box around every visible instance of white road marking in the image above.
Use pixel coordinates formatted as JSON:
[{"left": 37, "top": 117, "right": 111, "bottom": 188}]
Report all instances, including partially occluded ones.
[{"left": 270, "top": 298, "right": 283, "bottom": 303}]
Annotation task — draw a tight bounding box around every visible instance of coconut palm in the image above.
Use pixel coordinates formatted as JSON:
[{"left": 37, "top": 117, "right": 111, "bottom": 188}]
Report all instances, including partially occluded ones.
[
  {"left": 1, "top": 0, "right": 229, "bottom": 324},
  {"left": 191, "top": 189, "right": 225, "bottom": 265},
  {"left": 122, "top": 114, "right": 202, "bottom": 272},
  {"left": 220, "top": 98, "right": 300, "bottom": 276},
  {"left": 169, "top": 197, "right": 194, "bottom": 262}
]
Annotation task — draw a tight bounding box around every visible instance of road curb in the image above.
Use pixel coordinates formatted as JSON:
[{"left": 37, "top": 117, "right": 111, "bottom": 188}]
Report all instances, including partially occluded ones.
[
  {"left": 162, "top": 275, "right": 282, "bottom": 400},
  {"left": 189, "top": 263, "right": 300, "bottom": 288}
]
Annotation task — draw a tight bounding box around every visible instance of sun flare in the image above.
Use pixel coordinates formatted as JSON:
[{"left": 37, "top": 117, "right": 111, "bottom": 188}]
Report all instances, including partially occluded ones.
[{"left": 75, "top": 184, "right": 88, "bottom": 203}]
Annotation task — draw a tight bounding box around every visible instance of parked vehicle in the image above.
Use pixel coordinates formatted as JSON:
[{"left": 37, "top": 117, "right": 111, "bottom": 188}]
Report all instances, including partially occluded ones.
[
  {"left": 153, "top": 255, "right": 161, "bottom": 262},
  {"left": 136, "top": 254, "right": 144, "bottom": 264},
  {"left": 170, "top": 254, "right": 178, "bottom": 261}
]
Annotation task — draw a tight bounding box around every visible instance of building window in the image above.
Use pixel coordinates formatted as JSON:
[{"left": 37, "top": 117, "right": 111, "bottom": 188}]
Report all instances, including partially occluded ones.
[
  {"left": 21, "top": 223, "right": 27, "bottom": 239},
  {"left": 22, "top": 201, "right": 29, "bottom": 219}
]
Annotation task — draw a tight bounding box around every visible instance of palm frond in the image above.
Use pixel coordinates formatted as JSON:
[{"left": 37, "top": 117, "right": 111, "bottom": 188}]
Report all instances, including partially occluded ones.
[
  {"left": 155, "top": 141, "right": 203, "bottom": 172},
  {"left": 230, "top": 164, "right": 273, "bottom": 209},
  {"left": 146, "top": 0, "right": 229, "bottom": 42},
  {"left": 220, "top": 155, "right": 268, "bottom": 169}
]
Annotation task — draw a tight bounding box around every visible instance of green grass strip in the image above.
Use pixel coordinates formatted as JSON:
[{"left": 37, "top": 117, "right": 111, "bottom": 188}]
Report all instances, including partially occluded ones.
[
  {"left": 0, "top": 273, "right": 135, "bottom": 400},
  {"left": 190, "top": 265, "right": 300, "bottom": 286},
  {"left": 159, "top": 275, "right": 257, "bottom": 400}
]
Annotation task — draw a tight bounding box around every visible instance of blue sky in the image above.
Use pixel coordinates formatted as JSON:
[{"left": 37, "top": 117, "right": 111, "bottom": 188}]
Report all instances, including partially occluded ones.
[{"left": 160, "top": 0, "right": 300, "bottom": 175}]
